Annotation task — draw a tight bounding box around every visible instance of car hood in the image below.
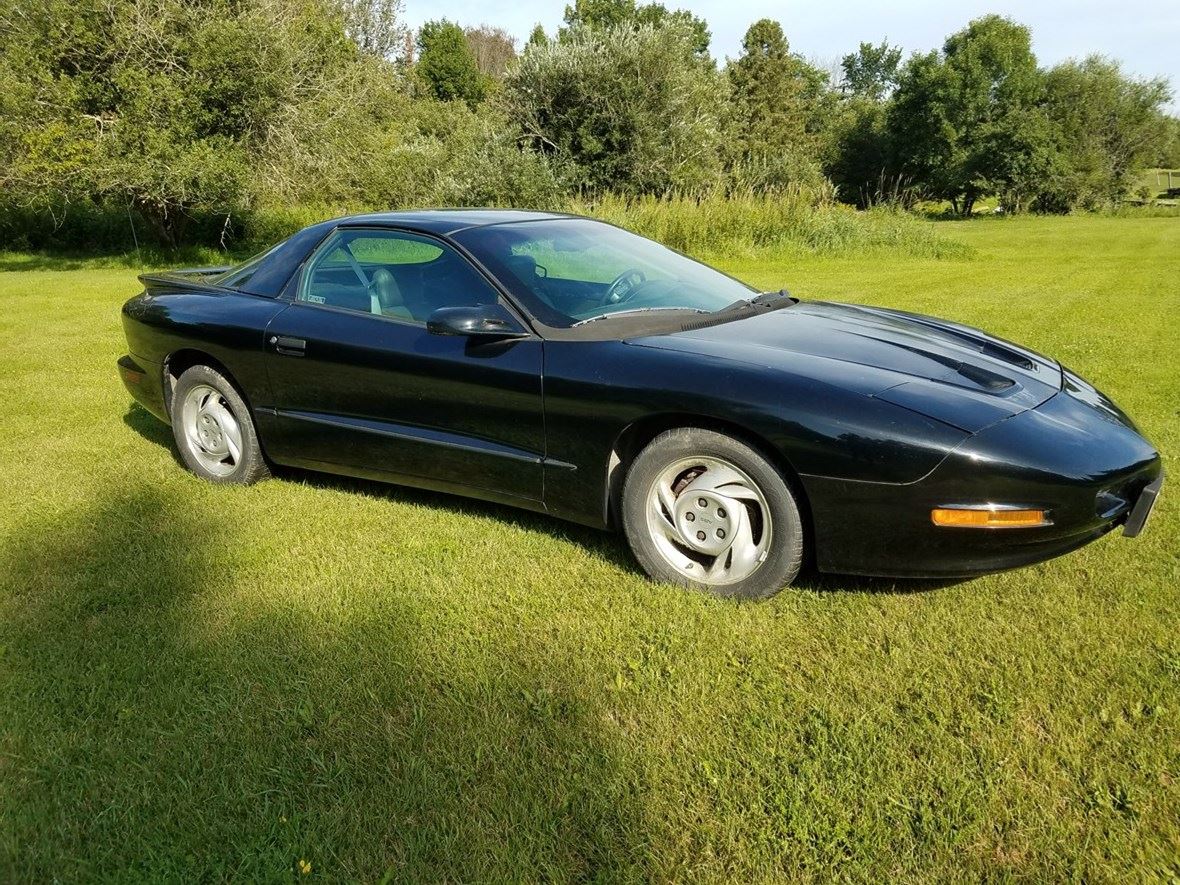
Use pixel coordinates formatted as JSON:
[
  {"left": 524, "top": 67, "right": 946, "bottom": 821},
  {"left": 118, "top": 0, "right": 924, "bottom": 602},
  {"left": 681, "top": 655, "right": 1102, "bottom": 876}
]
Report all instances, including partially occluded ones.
[{"left": 629, "top": 300, "right": 1064, "bottom": 433}]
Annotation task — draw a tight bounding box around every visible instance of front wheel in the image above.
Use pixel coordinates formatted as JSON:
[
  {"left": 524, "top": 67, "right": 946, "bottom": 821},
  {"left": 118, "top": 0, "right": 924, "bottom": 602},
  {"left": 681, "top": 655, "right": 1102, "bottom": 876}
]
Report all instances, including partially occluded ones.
[
  {"left": 171, "top": 364, "right": 270, "bottom": 484},
  {"left": 621, "top": 428, "right": 805, "bottom": 599}
]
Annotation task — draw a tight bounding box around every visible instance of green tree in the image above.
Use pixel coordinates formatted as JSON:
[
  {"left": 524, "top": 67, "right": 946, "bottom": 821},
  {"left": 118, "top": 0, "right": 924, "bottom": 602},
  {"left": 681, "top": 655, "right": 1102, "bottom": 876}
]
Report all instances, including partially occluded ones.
[
  {"left": 1156, "top": 116, "right": 1180, "bottom": 167},
  {"left": 825, "top": 99, "right": 897, "bottom": 206},
  {"left": 338, "top": 0, "right": 408, "bottom": 60},
  {"left": 527, "top": 24, "right": 548, "bottom": 49},
  {"left": 0, "top": 0, "right": 364, "bottom": 244},
  {"left": 561, "top": 0, "right": 710, "bottom": 57},
  {"left": 841, "top": 40, "right": 902, "bottom": 100},
  {"left": 1158, "top": 116, "right": 1180, "bottom": 169},
  {"left": 725, "top": 19, "right": 833, "bottom": 184},
  {"left": 416, "top": 20, "right": 485, "bottom": 106},
  {"left": 562, "top": 0, "right": 634, "bottom": 29},
  {"left": 887, "top": 15, "right": 1052, "bottom": 214},
  {"left": 1041, "top": 56, "right": 1172, "bottom": 209},
  {"left": 503, "top": 21, "right": 724, "bottom": 192}
]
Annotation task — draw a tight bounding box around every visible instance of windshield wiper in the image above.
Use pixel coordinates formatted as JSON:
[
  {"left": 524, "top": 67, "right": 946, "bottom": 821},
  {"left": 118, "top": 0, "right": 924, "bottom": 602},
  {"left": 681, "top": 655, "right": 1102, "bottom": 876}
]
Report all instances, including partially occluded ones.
[
  {"left": 715, "top": 288, "right": 794, "bottom": 314},
  {"left": 572, "top": 306, "right": 711, "bottom": 327}
]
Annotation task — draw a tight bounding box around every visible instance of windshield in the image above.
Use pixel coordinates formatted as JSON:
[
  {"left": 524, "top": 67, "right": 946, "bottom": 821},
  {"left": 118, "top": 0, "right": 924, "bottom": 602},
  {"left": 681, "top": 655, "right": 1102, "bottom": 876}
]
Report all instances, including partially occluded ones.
[{"left": 452, "top": 218, "right": 756, "bottom": 328}]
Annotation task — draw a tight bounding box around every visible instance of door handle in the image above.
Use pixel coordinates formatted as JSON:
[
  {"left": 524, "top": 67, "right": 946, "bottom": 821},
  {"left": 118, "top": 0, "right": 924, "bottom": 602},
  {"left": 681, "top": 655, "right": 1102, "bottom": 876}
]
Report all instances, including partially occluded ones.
[{"left": 270, "top": 335, "right": 306, "bottom": 357}]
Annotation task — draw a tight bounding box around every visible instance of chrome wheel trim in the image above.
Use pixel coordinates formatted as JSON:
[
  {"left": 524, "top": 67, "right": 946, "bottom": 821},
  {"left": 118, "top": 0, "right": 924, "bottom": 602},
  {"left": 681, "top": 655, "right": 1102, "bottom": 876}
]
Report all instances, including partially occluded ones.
[
  {"left": 645, "top": 455, "right": 773, "bottom": 586},
  {"left": 181, "top": 384, "right": 243, "bottom": 477}
]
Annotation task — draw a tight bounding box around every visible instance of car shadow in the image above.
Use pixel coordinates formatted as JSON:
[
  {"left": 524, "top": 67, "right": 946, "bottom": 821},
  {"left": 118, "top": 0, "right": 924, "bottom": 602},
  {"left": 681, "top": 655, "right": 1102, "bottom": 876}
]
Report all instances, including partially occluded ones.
[
  {"left": 123, "top": 403, "right": 967, "bottom": 597},
  {"left": 3, "top": 479, "right": 648, "bottom": 879},
  {"left": 795, "top": 572, "right": 967, "bottom": 595}
]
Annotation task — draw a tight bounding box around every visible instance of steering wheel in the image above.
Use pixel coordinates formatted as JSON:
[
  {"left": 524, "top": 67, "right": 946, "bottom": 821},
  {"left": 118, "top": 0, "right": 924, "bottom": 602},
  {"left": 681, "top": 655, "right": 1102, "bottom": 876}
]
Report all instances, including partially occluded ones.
[{"left": 601, "top": 268, "right": 647, "bottom": 306}]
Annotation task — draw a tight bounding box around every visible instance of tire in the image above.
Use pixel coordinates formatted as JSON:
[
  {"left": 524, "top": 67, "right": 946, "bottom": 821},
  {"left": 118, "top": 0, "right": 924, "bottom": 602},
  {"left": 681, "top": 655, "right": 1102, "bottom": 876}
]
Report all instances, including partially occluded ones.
[
  {"left": 621, "top": 428, "right": 804, "bottom": 599},
  {"left": 170, "top": 364, "right": 270, "bottom": 485}
]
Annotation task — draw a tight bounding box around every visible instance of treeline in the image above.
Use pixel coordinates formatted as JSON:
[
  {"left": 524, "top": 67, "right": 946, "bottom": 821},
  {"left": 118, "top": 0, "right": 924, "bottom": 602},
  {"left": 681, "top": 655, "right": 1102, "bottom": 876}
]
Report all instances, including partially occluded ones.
[{"left": 0, "top": 0, "right": 1176, "bottom": 250}]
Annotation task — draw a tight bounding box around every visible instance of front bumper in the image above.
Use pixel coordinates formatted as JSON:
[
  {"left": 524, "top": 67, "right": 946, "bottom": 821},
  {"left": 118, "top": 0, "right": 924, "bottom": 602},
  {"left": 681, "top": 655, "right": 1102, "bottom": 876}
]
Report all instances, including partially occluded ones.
[{"left": 805, "top": 388, "right": 1163, "bottom": 578}]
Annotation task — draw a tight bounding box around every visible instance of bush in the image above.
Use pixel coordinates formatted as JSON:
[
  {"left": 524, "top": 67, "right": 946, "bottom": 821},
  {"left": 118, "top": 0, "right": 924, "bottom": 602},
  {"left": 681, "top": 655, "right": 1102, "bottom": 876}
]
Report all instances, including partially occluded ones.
[{"left": 501, "top": 22, "right": 726, "bottom": 193}]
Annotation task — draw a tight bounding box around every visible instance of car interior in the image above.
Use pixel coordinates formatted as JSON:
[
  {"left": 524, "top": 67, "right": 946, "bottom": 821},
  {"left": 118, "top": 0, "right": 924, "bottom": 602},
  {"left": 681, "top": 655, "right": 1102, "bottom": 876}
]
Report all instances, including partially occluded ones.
[{"left": 300, "top": 233, "right": 501, "bottom": 323}]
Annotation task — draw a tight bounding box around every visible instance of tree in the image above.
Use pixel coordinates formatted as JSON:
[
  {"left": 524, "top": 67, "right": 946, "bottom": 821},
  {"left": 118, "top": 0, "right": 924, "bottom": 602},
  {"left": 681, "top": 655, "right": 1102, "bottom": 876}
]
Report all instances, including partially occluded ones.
[
  {"left": 0, "top": 0, "right": 368, "bottom": 244},
  {"left": 841, "top": 40, "right": 902, "bottom": 100},
  {"left": 826, "top": 99, "right": 897, "bottom": 206},
  {"left": 887, "top": 15, "right": 1052, "bottom": 215},
  {"left": 562, "top": 0, "right": 634, "bottom": 29},
  {"left": 527, "top": 24, "right": 548, "bottom": 49},
  {"left": 1158, "top": 116, "right": 1180, "bottom": 169},
  {"left": 503, "top": 21, "right": 724, "bottom": 192},
  {"left": 338, "top": 0, "right": 408, "bottom": 60},
  {"left": 464, "top": 25, "right": 516, "bottom": 79},
  {"left": 561, "top": 0, "right": 710, "bottom": 57},
  {"left": 1041, "top": 56, "right": 1172, "bottom": 209},
  {"left": 416, "top": 20, "right": 485, "bottom": 106},
  {"left": 632, "top": 4, "right": 710, "bottom": 58},
  {"left": 726, "top": 19, "right": 833, "bottom": 182}
]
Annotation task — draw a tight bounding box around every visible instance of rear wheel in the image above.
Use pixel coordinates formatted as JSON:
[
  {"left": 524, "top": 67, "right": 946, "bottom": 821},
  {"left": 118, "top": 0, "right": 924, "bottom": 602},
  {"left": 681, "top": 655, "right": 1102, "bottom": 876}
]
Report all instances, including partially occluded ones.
[
  {"left": 621, "top": 428, "right": 804, "bottom": 599},
  {"left": 171, "top": 364, "right": 270, "bottom": 484}
]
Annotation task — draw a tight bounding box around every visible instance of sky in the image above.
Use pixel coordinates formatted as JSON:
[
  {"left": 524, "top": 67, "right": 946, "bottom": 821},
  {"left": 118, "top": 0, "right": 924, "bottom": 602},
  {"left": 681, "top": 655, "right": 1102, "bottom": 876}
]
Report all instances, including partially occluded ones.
[{"left": 403, "top": 0, "right": 1179, "bottom": 111}]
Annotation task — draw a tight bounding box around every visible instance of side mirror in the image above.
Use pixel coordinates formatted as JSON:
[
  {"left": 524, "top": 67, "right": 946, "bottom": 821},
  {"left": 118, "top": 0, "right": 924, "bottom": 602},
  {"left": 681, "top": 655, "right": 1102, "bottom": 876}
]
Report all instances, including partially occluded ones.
[{"left": 426, "top": 303, "right": 529, "bottom": 339}]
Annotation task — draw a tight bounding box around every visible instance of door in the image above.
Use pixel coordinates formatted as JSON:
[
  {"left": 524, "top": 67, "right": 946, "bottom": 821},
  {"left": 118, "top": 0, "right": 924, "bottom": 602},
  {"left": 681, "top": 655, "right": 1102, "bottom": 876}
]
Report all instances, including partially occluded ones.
[{"left": 260, "top": 227, "right": 545, "bottom": 504}]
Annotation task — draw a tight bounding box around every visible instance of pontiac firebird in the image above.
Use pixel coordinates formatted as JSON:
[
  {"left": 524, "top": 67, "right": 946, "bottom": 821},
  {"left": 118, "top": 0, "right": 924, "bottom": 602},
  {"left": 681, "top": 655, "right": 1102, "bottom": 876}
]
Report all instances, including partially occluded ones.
[{"left": 118, "top": 210, "right": 1163, "bottom": 598}]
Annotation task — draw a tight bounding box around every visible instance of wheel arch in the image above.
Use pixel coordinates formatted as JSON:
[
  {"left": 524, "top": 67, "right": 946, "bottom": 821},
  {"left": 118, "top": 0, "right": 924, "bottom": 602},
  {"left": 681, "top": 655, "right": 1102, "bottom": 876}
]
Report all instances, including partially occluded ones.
[
  {"left": 162, "top": 349, "right": 246, "bottom": 420},
  {"left": 605, "top": 413, "right": 815, "bottom": 559}
]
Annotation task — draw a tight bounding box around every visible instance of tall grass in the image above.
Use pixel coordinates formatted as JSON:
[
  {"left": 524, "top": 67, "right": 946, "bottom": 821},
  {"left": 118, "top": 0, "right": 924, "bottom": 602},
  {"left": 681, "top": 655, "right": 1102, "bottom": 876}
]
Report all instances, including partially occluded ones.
[{"left": 568, "top": 190, "right": 972, "bottom": 260}]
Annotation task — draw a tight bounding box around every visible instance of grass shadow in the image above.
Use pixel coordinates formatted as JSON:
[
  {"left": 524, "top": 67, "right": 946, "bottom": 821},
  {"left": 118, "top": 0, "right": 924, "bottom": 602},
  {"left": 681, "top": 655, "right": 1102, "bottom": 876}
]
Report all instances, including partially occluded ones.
[
  {"left": 0, "top": 247, "right": 241, "bottom": 274},
  {"left": 0, "top": 254, "right": 100, "bottom": 273},
  {"left": 0, "top": 481, "right": 646, "bottom": 879}
]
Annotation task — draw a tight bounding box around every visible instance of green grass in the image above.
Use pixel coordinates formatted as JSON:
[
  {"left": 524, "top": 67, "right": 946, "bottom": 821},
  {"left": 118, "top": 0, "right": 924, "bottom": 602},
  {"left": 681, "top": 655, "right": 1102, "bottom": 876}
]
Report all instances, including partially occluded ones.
[{"left": 1, "top": 215, "right": 1178, "bottom": 881}]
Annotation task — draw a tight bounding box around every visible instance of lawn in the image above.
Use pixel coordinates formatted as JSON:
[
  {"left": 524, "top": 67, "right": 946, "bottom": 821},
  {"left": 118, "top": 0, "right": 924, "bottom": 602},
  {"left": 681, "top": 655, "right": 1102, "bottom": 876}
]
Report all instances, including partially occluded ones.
[{"left": 0, "top": 216, "right": 1177, "bottom": 881}]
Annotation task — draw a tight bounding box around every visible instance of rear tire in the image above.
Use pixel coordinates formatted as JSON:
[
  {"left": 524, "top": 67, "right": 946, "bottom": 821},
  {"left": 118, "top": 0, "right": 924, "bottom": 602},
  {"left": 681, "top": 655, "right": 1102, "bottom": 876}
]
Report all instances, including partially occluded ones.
[
  {"left": 621, "top": 428, "right": 804, "bottom": 599},
  {"left": 171, "top": 364, "right": 270, "bottom": 485}
]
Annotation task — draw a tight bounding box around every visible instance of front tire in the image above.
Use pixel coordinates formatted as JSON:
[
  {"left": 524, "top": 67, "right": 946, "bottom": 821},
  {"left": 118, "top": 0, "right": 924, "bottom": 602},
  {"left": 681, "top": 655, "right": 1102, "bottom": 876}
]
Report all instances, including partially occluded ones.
[
  {"left": 171, "top": 364, "right": 270, "bottom": 485},
  {"left": 621, "top": 428, "right": 804, "bottom": 599}
]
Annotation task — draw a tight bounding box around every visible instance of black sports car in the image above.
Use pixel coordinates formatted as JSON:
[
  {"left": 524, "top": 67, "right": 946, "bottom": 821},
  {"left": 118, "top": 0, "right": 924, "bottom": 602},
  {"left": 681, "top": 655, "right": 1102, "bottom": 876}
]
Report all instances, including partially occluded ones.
[{"left": 118, "top": 210, "right": 1163, "bottom": 598}]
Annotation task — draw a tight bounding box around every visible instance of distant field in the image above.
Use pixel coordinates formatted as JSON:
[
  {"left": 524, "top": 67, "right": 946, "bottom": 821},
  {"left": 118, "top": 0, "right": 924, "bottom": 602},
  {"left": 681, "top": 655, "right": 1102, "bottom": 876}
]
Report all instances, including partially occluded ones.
[
  {"left": 1138, "top": 168, "right": 1180, "bottom": 204},
  {"left": 1, "top": 216, "right": 1178, "bottom": 880}
]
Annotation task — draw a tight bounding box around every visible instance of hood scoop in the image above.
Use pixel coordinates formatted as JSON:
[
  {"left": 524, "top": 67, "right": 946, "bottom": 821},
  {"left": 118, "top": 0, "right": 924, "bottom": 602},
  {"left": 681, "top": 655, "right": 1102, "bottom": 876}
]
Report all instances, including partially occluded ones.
[
  {"left": 843, "top": 332, "right": 1017, "bottom": 394},
  {"left": 880, "top": 311, "right": 1037, "bottom": 371},
  {"left": 956, "top": 362, "right": 1015, "bottom": 391}
]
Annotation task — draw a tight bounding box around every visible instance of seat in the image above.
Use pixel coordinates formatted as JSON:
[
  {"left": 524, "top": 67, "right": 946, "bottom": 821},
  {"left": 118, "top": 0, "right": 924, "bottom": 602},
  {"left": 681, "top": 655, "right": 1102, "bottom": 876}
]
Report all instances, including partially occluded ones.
[
  {"left": 504, "top": 254, "right": 541, "bottom": 295},
  {"left": 369, "top": 267, "right": 413, "bottom": 320},
  {"left": 502, "top": 252, "right": 560, "bottom": 311}
]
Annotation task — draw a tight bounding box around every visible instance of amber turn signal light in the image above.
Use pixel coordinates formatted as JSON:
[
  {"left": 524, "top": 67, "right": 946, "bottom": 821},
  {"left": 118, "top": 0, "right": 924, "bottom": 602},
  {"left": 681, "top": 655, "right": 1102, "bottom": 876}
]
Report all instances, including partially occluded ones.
[{"left": 931, "top": 507, "right": 1050, "bottom": 528}]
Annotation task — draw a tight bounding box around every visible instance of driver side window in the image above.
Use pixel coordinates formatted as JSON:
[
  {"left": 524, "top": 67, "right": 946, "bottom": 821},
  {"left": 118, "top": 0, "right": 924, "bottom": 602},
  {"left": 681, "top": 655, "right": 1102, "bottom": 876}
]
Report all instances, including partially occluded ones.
[{"left": 299, "top": 228, "right": 501, "bottom": 324}]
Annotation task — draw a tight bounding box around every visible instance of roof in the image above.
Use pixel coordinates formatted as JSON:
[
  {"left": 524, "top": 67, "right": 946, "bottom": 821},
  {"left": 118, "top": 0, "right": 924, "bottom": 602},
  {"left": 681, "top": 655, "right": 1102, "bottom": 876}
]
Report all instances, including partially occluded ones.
[{"left": 329, "top": 208, "right": 577, "bottom": 235}]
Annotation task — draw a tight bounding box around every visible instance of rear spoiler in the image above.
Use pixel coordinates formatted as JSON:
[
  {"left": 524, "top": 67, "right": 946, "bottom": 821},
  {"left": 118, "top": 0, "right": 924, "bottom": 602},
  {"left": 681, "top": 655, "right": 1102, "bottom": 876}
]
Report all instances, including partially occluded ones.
[{"left": 137, "top": 266, "right": 234, "bottom": 296}]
